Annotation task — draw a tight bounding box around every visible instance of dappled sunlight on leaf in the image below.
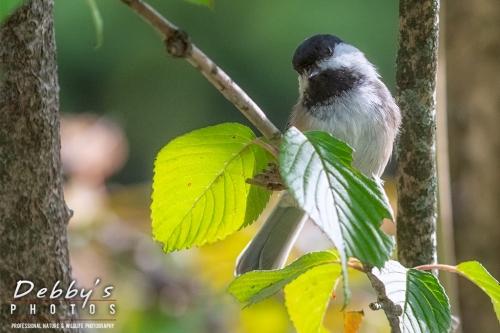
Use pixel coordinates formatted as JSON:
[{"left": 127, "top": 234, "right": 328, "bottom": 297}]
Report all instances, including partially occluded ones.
[
  {"left": 152, "top": 123, "right": 274, "bottom": 252},
  {"left": 456, "top": 261, "right": 500, "bottom": 322},
  {"left": 285, "top": 264, "right": 340, "bottom": 333},
  {"left": 228, "top": 251, "right": 341, "bottom": 307}
]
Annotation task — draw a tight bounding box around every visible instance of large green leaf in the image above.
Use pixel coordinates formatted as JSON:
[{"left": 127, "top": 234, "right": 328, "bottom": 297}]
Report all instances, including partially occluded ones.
[
  {"left": 279, "top": 127, "right": 394, "bottom": 305},
  {"left": 372, "top": 261, "right": 451, "bottom": 333},
  {"left": 456, "top": 261, "right": 500, "bottom": 322},
  {"left": 228, "top": 251, "right": 340, "bottom": 307},
  {"left": 152, "top": 123, "right": 274, "bottom": 252},
  {"left": 284, "top": 264, "right": 340, "bottom": 333},
  {"left": 0, "top": 0, "right": 24, "bottom": 23}
]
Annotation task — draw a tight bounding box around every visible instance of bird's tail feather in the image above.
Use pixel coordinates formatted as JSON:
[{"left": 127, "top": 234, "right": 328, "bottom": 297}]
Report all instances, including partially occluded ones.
[{"left": 235, "top": 191, "right": 307, "bottom": 276}]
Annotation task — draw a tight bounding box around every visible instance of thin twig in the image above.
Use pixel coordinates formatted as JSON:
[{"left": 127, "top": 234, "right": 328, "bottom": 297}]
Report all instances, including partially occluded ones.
[
  {"left": 413, "top": 263, "right": 458, "bottom": 274},
  {"left": 345, "top": 262, "right": 365, "bottom": 273},
  {"left": 327, "top": 260, "right": 366, "bottom": 273},
  {"left": 120, "top": 0, "right": 283, "bottom": 147},
  {"left": 253, "top": 138, "right": 279, "bottom": 158},
  {"left": 363, "top": 263, "right": 402, "bottom": 333}
]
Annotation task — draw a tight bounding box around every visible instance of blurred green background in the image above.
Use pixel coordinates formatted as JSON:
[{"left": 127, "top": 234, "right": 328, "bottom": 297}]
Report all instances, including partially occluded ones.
[
  {"left": 53, "top": 0, "right": 399, "bottom": 332},
  {"left": 54, "top": 0, "right": 398, "bottom": 184}
]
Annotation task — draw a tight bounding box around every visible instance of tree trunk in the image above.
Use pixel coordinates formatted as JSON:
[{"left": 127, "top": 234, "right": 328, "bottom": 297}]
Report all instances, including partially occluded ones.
[
  {"left": 395, "top": 0, "right": 440, "bottom": 270},
  {"left": 446, "top": 0, "right": 500, "bottom": 332},
  {"left": 0, "top": 0, "right": 78, "bottom": 331}
]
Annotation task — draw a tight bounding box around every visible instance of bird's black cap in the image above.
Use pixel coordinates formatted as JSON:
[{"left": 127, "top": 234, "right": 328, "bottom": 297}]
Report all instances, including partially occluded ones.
[{"left": 292, "top": 34, "right": 344, "bottom": 72}]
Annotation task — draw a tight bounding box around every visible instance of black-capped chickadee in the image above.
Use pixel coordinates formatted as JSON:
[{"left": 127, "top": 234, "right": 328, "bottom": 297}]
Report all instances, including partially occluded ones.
[{"left": 235, "top": 34, "right": 401, "bottom": 276}]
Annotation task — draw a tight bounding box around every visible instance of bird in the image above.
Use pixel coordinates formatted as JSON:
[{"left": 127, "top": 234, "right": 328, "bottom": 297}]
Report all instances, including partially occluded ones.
[{"left": 235, "top": 34, "right": 401, "bottom": 276}]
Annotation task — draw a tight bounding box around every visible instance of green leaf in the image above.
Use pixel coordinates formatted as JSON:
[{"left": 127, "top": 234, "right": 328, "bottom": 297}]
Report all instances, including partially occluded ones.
[
  {"left": 372, "top": 261, "right": 451, "bottom": 333},
  {"left": 184, "top": 0, "right": 214, "bottom": 9},
  {"left": 279, "top": 127, "right": 394, "bottom": 305},
  {"left": 456, "top": 261, "right": 500, "bottom": 322},
  {"left": 0, "top": 0, "right": 24, "bottom": 23},
  {"left": 152, "top": 123, "right": 274, "bottom": 252},
  {"left": 228, "top": 251, "right": 340, "bottom": 307},
  {"left": 285, "top": 264, "right": 340, "bottom": 333},
  {"left": 85, "top": 0, "right": 103, "bottom": 48}
]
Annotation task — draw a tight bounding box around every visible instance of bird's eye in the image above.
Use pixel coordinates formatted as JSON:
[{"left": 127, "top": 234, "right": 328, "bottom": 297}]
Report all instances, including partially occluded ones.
[{"left": 325, "top": 47, "right": 333, "bottom": 56}]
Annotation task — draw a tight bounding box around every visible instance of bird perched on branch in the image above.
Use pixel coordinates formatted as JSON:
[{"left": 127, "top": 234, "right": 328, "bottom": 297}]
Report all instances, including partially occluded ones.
[{"left": 235, "top": 34, "right": 401, "bottom": 276}]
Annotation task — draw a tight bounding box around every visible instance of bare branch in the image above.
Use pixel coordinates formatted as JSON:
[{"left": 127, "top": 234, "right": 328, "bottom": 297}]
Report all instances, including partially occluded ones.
[
  {"left": 363, "top": 264, "right": 402, "bottom": 333},
  {"left": 120, "top": 0, "right": 283, "bottom": 147}
]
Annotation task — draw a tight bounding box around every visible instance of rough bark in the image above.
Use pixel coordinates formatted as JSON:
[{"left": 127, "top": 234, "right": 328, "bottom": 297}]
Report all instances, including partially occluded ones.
[
  {"left": 446, "top": 0, "right": 500, "bottom": 332},
  {"left": 395, "top": 0, "right": 440, "bottom": 270},
  {"left": 0, "top": 0, "right": 78, "bottom": 331}
]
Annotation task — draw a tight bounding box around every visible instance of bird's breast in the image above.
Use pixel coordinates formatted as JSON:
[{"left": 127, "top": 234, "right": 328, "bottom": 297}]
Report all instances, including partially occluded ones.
[{"left": 288, "top": 87, "right": 397, "bottom": 177}]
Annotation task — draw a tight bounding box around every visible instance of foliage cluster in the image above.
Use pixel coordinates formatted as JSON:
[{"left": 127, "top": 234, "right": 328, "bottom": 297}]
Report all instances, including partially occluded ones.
[{"left": 152, "top": 123, "right": 500, "bottom": 333}]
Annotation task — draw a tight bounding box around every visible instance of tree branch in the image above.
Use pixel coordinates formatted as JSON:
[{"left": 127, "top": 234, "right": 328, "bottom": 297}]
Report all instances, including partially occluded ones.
[
  {"left": 363, "top": 263, "right": 402, "bottom": 333},
  {"left": 395, "top": 0, "right": 440, "bottom": 272},
  {"left": 120, "top": 0, "right": 283, "bottom": 147}
]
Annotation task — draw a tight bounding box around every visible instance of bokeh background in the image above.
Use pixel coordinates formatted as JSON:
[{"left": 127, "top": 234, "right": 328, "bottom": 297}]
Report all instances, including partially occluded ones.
[
  {"left": 54, "top": 0, "right": 399, "bottom": 185},
  {"left": 52, "top": 0, "right": 500, "bottom": 332}
]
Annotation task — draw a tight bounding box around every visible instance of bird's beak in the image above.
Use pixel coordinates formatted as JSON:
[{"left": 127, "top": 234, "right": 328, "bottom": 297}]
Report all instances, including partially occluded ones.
[{"left": 306, "top": 65, "right": 320, "bottom": 79}]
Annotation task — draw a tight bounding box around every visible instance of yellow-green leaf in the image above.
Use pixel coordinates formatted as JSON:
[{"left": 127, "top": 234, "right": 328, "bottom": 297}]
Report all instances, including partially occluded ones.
[
  {"left": 284, "top": 263, "right": 341, "bottom": 333},
  {"left": 456, "top": 261, "right": 500, "bottom": 323},
  {"left": 228, "top": 251, "right": 340, "bottom": 307},
  {"left": 152, "top": 123, "right": 274, "bottom": 252}
]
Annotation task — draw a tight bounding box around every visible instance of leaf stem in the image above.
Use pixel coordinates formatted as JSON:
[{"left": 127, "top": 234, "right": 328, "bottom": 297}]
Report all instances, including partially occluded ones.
[
  {"left": 120, "top": 0, "right": 283, "bottom": 147},
  {"left": 253, "top": 138, "right": 279, "bottom": 158},
  {"left": 413, "top": 264, "right": 458, "bottom": 274},
  {"left": 347, "top": 262, "right": 366, "bottom": 273},
  {"left": 85, "top": 0, "right": 103, "bottom": 48},
  {"left": 332, "top": 260, "right": 365, "bottom": 273}
]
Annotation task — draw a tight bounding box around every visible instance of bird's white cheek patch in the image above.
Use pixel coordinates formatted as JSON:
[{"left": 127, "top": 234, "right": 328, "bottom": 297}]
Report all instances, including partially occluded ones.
[{"left": 298, "top": 75, "right": 309, "bottom": 95}]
